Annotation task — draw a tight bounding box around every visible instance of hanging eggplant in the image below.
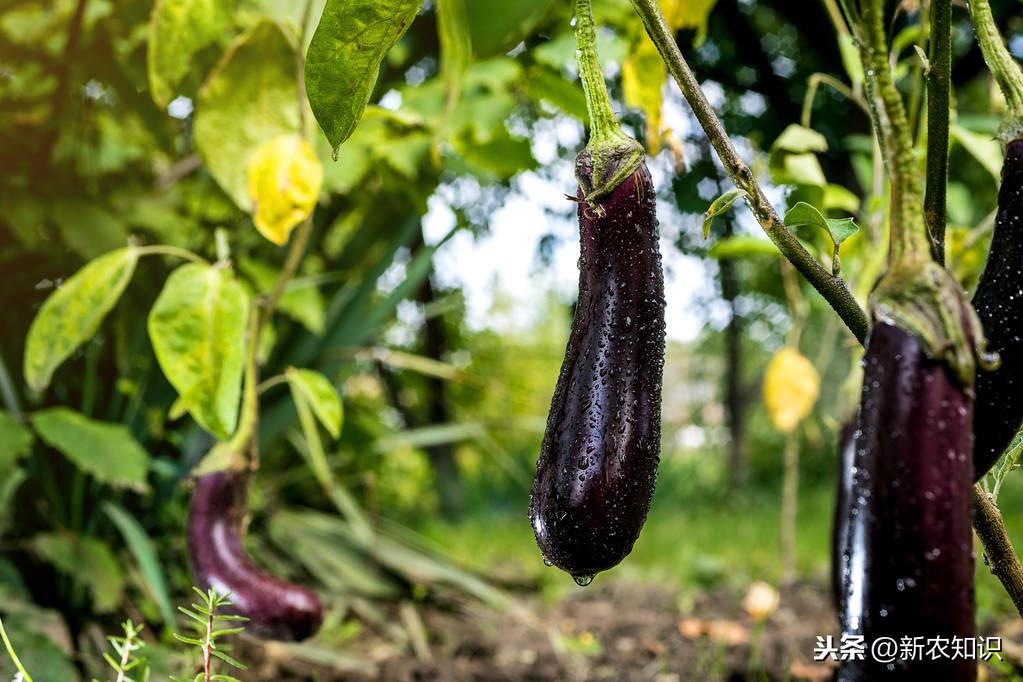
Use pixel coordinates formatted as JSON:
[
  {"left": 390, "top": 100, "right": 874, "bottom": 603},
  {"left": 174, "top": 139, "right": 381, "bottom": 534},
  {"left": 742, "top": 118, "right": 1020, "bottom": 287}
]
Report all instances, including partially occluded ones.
[
  {"left": 528, "top": 0, "right": 665, "bottom": 585},
  {"left": 973, "top": 138, "right": 1023, "bottom": 479}
]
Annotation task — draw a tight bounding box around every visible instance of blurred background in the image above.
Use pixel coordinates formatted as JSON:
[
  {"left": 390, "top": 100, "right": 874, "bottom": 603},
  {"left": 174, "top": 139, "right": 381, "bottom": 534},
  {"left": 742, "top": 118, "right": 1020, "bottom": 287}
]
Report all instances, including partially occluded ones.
[{"left": 2, "top": 0, "right": 1023, "bottom": 679}]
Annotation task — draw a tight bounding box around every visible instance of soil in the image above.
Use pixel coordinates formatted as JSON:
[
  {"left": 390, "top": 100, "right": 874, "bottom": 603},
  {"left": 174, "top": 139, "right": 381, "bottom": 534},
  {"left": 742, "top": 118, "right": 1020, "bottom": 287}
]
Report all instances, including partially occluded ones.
[
  {"left": 233, "top": 581, "right": 890, "bottom": 681},
  {"left": 233, "top": 580, "right": 1023, "bottom": 681}
]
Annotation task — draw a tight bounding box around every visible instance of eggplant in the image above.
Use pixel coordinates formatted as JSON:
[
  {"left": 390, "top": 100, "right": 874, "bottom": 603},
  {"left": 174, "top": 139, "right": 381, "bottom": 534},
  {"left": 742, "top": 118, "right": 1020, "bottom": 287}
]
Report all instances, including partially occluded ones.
[
  {"left": 972, "top": 138, "right": 1023, "bottom": 480},
  {"left": 528, "top": 155, "right": 665, "bottom": 585},
  {"left": 831, "top": 420, "right": 856, "bottom": 613},
  {"left": 188, "top": 471, "right": 324, "bottom": 640},
  {"left": 837, "top": 321, "right": 975, "bottom": 681}
]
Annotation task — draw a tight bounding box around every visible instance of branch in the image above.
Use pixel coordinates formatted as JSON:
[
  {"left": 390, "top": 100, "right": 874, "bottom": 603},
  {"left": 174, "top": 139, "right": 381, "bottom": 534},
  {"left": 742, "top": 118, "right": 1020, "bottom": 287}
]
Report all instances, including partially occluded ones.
[
  {"left": 973, "top": 486, "right": 1023, "bottom": 616},
  {"left": 633, "top": 0, "right": 1023, "bottom": 620},
  {"left": 925, "top": 0, "right": 952, "bottom": 265},
  {"left": 629, "top": 0, "right": 869, "bottom": 344},
  {"left": 968, "top": 0, "right": 1023, "bottom": 139}
]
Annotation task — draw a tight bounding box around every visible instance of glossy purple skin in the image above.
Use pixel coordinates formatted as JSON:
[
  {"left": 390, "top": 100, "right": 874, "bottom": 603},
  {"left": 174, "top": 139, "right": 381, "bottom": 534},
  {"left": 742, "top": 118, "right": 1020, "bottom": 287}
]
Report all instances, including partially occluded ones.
[
  {"left": 188, "top": 471, "right": 324, "bottom": 641},
  {"left": 529, "top": 160, "right": 666, "bottom": 581},
  {"left": 831, "top": 420, "right": 855, "bottom": 613},
  {"left": 837, "top": 322, "right": 975, "bottom": 682},
  {"left": 973, "top": 138, "right": 1023, "bottom": 480}
]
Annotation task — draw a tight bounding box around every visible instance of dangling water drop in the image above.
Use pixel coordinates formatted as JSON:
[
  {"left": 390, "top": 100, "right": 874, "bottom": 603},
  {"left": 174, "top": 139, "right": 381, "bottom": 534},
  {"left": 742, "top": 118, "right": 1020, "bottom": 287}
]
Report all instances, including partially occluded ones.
[
  {"left": 573, "top": 573, "right": 595, "bottom": 587},
  {"left": 543, "top": 557, "right": 554, "bottom": 567}
]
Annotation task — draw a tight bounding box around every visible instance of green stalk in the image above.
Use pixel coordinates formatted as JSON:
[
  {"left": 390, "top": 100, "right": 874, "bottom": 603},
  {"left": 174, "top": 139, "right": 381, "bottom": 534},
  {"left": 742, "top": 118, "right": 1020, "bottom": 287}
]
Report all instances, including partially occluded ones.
[
  {"left": 573, "top": 0, "right": 643, "bottom": 201},
  {"left": 968, "top": 0, "right": 1023, "bottom": 141},
  {"left": 0, "top": 615, "right": 33, "bottom": 682},
  {"left": 857, "top": 0, "right": 990, "bottom": 386},
  {"left": 925, "top": 0, "right": 952, "bottom": 265}
]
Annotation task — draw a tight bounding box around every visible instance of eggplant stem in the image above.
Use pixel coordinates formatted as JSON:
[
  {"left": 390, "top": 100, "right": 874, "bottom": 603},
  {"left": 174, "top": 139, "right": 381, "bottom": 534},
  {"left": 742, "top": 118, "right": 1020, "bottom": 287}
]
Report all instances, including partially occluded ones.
[
  {"left": 925, "top": 0, "right": 952, "bottom": 265},
  {"left": 968, "top": 0, "right": 1023, "bottom": 140}
]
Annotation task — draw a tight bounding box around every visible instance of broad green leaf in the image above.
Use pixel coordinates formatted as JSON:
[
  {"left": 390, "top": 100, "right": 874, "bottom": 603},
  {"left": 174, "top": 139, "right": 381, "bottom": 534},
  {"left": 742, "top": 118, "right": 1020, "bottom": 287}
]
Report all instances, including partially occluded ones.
[
  {"left": 305, "top": 0, "right": 423, "bottom": 155},
  {"left": 102, "top": 502, "right": 176, "bottom": 626},
  {"left": 772, "top": 124, "right": 828, "bottom": 154},
  {"left": 286, "top": 367, "right": 343, "bottom": 439},
  {"left": 24, "top": 247, "right": 138, "bottom": 392},
  {"left": 50, "top": 201, "right": 128, "bottom": 259},
  {"left": 465, "top": 0, "right": 551, "bottom": 57},
  {"left": 148, "top": 263, "right": 250, "bottom": 439},
  {"left": 32, "top": 533, "right": 125, "bottom": 613},
  {"left": 0, "top": 411, "right": 33, "bottom": 473},
  {"left": 824, "top": 184, "right": 860, "bottom": 214},
  {"left": 703, "top": 189, "right": 748, "bottom": 238},
  {"left": 247, "top": 134, "right": 323, "bottom": 245},
  {"left": 148, "top": 0, "right": 232, "bottom": 107},
  {"left": 952, "top": 125, "right": 1004, "bottom": 180},
  {"left": 769, "top": 125, "right": 829, "bottom": 187},
  {"left": 31, "top": 408, "right": 150, "bottom": 490},
  {"left": 194, "top": 20, "right": 300, "bottom": 209},
  {"left": 784, "top": 201, "right": 859, "bottom": 274},
  {"left": 622, "top": 35, "right": 666, "bottom": 153},
  {"left": 707, "top": 236, "right": 780, "bottom": 260},
  {"left": 524, "top": 66, "right": 588, "bottom": 120}
]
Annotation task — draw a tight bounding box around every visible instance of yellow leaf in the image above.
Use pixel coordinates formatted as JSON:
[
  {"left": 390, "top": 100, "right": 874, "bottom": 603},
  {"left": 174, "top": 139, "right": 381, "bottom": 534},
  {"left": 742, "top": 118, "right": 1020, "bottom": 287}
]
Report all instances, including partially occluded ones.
[
  {"left": 660, "top": 0, "right": 718, "bottom": 41},
  {"left": 622, "top": 35, "right": 666, "bottom": 154},
  {"left": 247, "top": 134, "right": 323, "bottom": 246},
  {"left": 763, "top": 348, "right": 820, "bottom": 433}
]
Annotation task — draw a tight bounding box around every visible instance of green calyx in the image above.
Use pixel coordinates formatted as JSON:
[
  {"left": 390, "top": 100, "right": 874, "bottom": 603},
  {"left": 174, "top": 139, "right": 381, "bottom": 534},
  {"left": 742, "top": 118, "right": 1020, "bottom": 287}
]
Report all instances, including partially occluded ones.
[
  {"left": 573, "top": 0, "right": 645, "bottom": 203},
  {"left": 871, "top": 256, "right": 998, "bottom": 388},
  {"left": 576, "top": 137, "right": 645, "bottom": 203}
]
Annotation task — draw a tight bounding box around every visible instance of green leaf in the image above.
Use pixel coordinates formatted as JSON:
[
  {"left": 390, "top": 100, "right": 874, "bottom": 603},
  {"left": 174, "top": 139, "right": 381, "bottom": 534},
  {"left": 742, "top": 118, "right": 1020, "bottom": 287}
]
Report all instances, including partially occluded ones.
[
  {"left": 772, "top": 124, "right": 828, "bottom": 154},
  {"left": 24, "top": 247, "right": 138, "bottom": 392},
  {"left": 147, "top": 0, "right": 232, "bottom": 107},
  {"left": 952, "top": 125, "right": 1004, "bottom": 180},
  {"left": 707, "top": 235, "right": 780, "bottom": 260},
  {"left": 101, "top": 502, "right": 176, "bottom": 627},
  {"left": 50, "top": 201, "right": 129, "bottom": 260},
  {"left": 824, "top": 184, "right": 860, "bottom": 214},
  {"left": 32, "top": 533, "right": 125, "bottom": 612},
  {"left": 305, "top": 0, "right": 423, "bottom": 155},
  {"left": 784, "top": 201, "right": 859, "bottom": 274},
  {"left": 465, "top": 0, "right": 551, "bottom": 57},
  {"left": 768, "top": 124, "right": 829, "bottom": 187},
  {"left": 31, "top": 408, "right": 151, "bottom": 491},
  {"left": 702, "top": 189, "right": 748, "bottom": 239},
  {"left": 286, "top": 367, "right": 343, "bottom": 439},
  {"left": 0, "top": 411, "right": 33, "bottom": 473},
  {"left": 194, "top": 20, "right": 300, "bottom": 209},
  {"left": 147, "top": 263, "right": 250, "bottom": 439}
]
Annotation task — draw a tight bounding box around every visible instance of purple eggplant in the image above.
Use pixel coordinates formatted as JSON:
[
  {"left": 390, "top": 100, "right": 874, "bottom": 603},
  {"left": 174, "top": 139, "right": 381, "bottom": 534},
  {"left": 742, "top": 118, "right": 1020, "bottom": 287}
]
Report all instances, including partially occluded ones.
[
  {"left": 188, "top": 471, "right": 324, "bottom": 640},
  {"left": 972, "top": 138, "right": 1023, "bottom": 480},
  {"left": 528, "top": 154, "right": 665, "bottom": 585},
  {"left": 837, "top": 321, "right": 975, "bottom": 681},
  {"left": 831, "top": 421, "right": 856, "bottom": 613}
]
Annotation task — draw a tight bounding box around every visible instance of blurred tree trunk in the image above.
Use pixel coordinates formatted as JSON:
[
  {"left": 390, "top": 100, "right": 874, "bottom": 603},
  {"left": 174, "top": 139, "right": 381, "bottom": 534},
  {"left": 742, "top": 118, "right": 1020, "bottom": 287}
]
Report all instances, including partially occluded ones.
[
  {"left": 414, "top": 270, "right": 464, "bottom": 517},
  {"left": 720, "top": 216, "right": 748, "bottom": 487}
]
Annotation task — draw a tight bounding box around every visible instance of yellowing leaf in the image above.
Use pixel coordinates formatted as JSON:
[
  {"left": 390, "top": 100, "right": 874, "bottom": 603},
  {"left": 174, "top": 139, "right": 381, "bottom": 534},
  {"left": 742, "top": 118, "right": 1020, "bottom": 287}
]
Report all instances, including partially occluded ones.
[
  {"left": 660, "top": 0, "right": 718, "bottom": 40},
  {"left": 247, "top": 134, "right": 323, "bottom": 245},
  {"left": 763, "top": 348, "right": 820, "bottom": 433},
  {"left": 622, "top": 35, "right": 665, "bottom": 153}
]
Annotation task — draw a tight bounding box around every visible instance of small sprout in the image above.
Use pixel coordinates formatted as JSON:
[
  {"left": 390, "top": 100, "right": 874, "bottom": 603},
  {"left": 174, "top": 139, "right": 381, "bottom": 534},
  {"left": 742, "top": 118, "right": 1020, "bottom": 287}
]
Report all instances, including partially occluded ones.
[{"left": 171, "top": 588, "right": 248, "bottom": 682}]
